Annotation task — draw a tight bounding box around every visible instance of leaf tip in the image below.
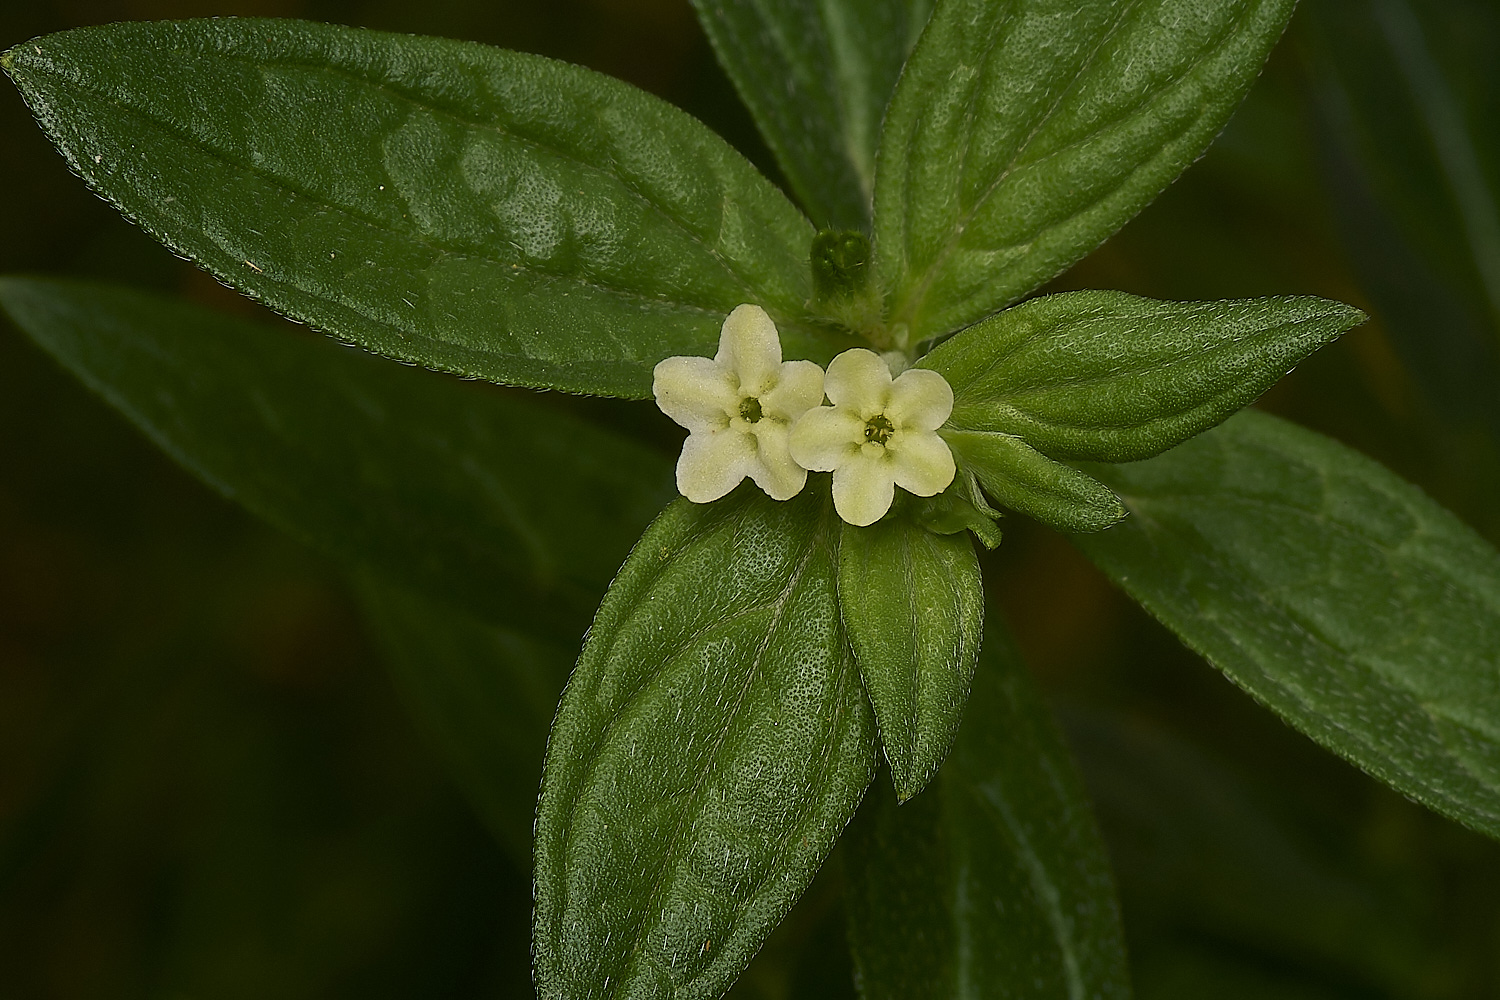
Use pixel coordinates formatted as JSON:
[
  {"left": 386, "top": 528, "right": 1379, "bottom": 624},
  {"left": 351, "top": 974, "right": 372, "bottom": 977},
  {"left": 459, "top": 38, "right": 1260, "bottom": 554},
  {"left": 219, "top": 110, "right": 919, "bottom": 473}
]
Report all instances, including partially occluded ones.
[{"left": 889, "top": 757, "right": 939, "bottom": 804}]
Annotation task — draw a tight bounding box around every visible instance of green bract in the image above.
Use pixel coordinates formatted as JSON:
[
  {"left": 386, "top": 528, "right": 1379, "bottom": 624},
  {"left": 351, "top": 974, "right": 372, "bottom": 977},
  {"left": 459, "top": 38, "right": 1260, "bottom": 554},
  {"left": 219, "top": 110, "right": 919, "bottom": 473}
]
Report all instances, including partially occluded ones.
[
  {"left": 838, "top": 519, "right": 984, "bottom": 800},
  {"left": 7, "top": 0, "right": 1500, "bottom": 997},
  {"left": 922, "top": 291, "right": 1368, "bottom": 464}
]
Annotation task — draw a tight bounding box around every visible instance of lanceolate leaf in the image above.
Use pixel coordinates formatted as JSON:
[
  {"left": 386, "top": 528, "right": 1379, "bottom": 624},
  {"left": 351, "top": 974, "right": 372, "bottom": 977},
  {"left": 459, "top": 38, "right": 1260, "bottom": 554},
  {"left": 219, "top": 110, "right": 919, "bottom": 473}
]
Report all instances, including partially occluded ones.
[
  {"left": 1076, "top": 410, "right": 1500, "bottom": 840},
  {"left": 940, "top": 428, "right": 1123, "bottom": 533},
  {"left": 534, "top": 488, "right": 877, "bottom": 1000},
  {"left": 921, "top": 290, "right": 1366, "bottom": 462},
  {"left": 838, "top": 518, "right": 983, "bottom": 801},
  {"left": 355, "top": 573, "right": 572, "bottom": 867},
  {"left": 875, "top": 0, "right": 1299, "bottom": 342},
  {"left": 0, "top": 277, "right": 671, "bottom": 637},
  {"left": 844, "top": 626, "right": 1131, "bottom": 1000},
  {"left": 1, "top": 18, "right": 847, "bottom": 399},
  {"left": 692, "top": 0, "right": 933, "bottom": 230}
]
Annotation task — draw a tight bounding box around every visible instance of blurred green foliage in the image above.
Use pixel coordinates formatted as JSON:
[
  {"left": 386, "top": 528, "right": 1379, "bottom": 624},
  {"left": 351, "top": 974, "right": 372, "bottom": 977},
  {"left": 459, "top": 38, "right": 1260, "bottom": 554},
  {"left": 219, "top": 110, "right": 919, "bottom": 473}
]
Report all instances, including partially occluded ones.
[{"left": 3, "top": 0, "right": 1499, "bottom": 996}]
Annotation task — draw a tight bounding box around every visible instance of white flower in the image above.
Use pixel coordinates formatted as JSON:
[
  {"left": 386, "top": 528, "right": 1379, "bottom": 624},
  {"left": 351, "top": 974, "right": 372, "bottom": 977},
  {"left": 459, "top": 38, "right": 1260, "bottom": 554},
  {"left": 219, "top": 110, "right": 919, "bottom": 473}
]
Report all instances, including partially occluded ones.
[
  {"left": 789, "top": 349, "right": 955, "bottom": 526},
  {"left": 653, "top": 304, "right": 826, "bottom": 503}
]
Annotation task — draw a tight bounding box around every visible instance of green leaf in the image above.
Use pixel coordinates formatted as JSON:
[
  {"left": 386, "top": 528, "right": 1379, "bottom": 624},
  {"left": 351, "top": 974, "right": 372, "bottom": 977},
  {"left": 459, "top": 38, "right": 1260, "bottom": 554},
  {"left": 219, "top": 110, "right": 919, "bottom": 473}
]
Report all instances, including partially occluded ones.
[
  {"left": 354, "top": 572, "right": 572, "bottom": 868},
  {"left": 1075, "top": 410, "right": 1500, "bottom": 840},
  {"left": 838, "top": 518, "right": 983, "bottom": 800},
  {"left": 691, "top": 0, "right": 933, "bottom": 230},
  {"left": 921, "top": 290, "right": 1366, "bottom": 462},
  {"left": 844, "top": 625, "right": 1131, "bottom": 1000},
  {"left": 1, "top": 18, "right": 849, "bottom": 399},
  {"left": 534, "top": 487, "right": 878, "bottom": 1000},
  {"left": 0, "top": 277, "right": 671, "bottom": 636},
  {"left": 941, "top": 428, "right": 1124, "bottom": 533},
  {"left": 875, "top": 0, "right": 1299, "bottom": 342}
]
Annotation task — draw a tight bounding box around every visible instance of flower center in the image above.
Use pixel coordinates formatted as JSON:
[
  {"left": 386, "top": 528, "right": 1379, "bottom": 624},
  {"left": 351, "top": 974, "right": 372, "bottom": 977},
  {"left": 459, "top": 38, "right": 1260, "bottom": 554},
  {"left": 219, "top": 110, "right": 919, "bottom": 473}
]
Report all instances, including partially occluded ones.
[
  {"left": 864, "top": 413, "right": 894, "bottom": 446},
  {"left": 739, "top": 396, "right": 764, "bottom": 423}
]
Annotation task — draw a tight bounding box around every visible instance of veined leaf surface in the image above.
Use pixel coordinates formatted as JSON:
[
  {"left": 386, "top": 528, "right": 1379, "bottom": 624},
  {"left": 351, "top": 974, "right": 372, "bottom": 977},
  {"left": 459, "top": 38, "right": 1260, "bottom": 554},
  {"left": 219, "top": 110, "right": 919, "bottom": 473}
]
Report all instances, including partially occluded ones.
[
  {"left": 922, "top": 290, "right": 1366, "bottom": 462},
  {"left": 1077, "top": 411, "right": 1500, "bottom": 840},
  {"left": 838, "top": 518, "right": 983, "bottom": 800},
  {"left": 875, "top": 0, "right": 1298, "bottom": 342},
  {"left": 534, "top": 488, "right": 878, "bottom": 999},
  {"left": 2, "top": 18, "right": 849, "bottom": 398}
]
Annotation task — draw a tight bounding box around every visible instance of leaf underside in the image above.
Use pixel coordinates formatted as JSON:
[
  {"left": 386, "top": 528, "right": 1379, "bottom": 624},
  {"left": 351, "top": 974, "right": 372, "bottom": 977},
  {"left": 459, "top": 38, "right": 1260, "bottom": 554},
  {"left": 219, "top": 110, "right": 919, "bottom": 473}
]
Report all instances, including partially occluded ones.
[
  {"left": 1077, "top": 410, "right": 1500, "bottom": 841},
  {"left": 0, "top": 277, "right": 671, "bottom": 638}
]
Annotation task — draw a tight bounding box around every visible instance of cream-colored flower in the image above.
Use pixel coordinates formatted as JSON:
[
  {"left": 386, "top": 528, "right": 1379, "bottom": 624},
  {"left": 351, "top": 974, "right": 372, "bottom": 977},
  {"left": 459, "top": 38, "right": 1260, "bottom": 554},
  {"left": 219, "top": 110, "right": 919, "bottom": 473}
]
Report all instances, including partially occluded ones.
[
  {"left": 790, "top": 349, "right": 955, "bottom": 526},
  {"left": 653, "top": 304, "right": 825, "bottom": 503}
]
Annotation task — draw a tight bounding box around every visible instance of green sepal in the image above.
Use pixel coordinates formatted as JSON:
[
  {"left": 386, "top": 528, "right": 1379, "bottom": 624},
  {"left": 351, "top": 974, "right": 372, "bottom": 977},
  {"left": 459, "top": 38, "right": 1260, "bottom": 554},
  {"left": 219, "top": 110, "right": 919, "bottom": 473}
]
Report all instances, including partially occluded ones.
[
  {"left": 921, "top": 290, "right": 1367, "bottom": 463},
  {"left": 874, "top": 0, "right": 1301, "bottom": 342},
  {"left": 843, "top": 624, "right": 1132, "bottom": 1000},
  {"left": 534, "top": 486, "right": 877, "bottom": 999},
  {"left": 906, "top": 472, "right": 1003, "bottom": 549},
  {"left": 2, "top": 18, "right": 846, "bottom": 398},
  {"left": 942, "top": 427, "right": 1124, "bottom": 533},
  {"left": 837, "top": 518, "right": 984, "bottom": 801}
]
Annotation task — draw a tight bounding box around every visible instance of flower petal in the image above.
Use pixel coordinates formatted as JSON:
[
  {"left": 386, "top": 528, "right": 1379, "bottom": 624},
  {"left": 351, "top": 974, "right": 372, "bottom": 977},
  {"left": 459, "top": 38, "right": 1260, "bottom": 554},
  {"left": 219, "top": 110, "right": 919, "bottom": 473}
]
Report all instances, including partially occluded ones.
[
  {"left": 887, "top": 368, "right": 954, "bottom": 431},
  {"left": 789, "top": 406, "right": 865, "bottom": 471},
  {"left": 889, "top": 430, "right": 957, "bottom": 496},
  {"left": 716, "top": 304, "right": 783, "bottom": 396},
  {"left": 832, "top": 451, "right": 897, "bottom": 526},
  {"left": 760, "top": 359, "right": 826, "bottom": 422},
  {"left": 654, "top": 355, "right": 736, "bottom": 432},
  {"left": 823, "top": 348, "right": 892, "bottom": 416},
  {"left": 676, "top": 429, "right": 755, "bottom": 502},
  {"left": 747, "top": 422, "right": 808, "bottom": 501}
]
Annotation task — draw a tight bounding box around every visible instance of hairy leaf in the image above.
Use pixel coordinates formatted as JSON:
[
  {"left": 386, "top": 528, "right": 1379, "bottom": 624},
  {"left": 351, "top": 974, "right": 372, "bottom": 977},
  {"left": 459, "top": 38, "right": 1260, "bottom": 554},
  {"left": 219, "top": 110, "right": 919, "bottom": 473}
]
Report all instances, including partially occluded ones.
[
  {"left": 692, "top": 0, "right": 933, "bottom": 230},
  {"left": 0, "top": 277, "right": 670, "bottom": 636},
  {"left": 941, "top": 427, "right": 1123, "bottom": 532},
  {"left": 844, "top": 626, "right": 1131, "bottom": 1000},
  {"left": 1077, "top": 411, "right": 1500, "bottom": 840},
  {"left": 534, "top": 487, "right": 877, "bottom": 999},
  {"left": 876, "top": 0, "right": 1299, "bottom": 342},
  {"left": 1, "top": 18, "right": 849, "bottom": 398},
  {"left": 922, "top": 290, "right": 1365, "bottom": 462},
  {"left": 838, "top": 518, "right": 983, "bottom": 800}
]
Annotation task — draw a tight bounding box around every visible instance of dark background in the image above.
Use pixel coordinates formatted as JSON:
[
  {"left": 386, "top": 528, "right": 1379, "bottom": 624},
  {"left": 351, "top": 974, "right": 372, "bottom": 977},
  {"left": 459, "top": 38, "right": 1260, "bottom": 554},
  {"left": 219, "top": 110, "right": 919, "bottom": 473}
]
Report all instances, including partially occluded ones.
[{"left": 3, "top": 0, "right": 1499, "bottom": 996}]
